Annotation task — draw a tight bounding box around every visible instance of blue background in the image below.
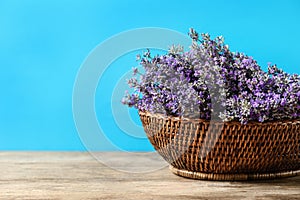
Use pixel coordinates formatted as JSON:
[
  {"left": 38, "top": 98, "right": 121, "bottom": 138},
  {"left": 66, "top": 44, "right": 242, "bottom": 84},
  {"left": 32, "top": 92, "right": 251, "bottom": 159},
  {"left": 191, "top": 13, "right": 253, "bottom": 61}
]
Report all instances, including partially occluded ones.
[{"left": 0, "top": 0, "right": 299, "bottom": 150}]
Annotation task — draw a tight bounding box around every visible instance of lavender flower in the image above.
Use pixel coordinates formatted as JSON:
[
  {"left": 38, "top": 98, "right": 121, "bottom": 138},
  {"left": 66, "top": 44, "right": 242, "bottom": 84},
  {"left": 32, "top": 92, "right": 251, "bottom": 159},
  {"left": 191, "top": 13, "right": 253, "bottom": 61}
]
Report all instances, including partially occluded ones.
[{"left": 122, "top": 29, "right": 300, "bottom": 124}]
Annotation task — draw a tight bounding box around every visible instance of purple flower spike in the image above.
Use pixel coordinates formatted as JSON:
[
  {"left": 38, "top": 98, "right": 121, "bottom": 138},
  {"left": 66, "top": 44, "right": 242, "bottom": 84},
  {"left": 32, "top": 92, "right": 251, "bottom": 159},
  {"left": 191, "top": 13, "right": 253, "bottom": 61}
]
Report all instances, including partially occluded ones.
[{"left": 122, "top": 28, "right": 300, "bottom": 124}]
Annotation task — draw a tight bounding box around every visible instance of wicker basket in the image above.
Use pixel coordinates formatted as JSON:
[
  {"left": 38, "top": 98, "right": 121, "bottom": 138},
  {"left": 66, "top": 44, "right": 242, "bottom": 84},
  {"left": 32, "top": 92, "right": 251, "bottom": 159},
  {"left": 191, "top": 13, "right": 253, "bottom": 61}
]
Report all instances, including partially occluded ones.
[{"left": 139, "top": 111, "right": 300, "bottom": 181}]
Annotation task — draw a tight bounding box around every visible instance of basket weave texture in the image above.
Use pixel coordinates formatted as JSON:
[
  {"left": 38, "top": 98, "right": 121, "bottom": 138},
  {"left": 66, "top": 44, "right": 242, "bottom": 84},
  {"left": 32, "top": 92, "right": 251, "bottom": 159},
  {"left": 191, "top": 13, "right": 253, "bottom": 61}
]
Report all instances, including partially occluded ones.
[{"left": 139, "top": 111, "right": 300, "bottom": 180}]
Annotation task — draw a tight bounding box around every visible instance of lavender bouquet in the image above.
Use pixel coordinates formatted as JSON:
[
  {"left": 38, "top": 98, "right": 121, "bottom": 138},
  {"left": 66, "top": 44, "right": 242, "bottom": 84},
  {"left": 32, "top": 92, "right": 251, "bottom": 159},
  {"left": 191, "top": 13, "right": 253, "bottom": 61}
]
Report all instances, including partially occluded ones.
[{"left": 122, "top": 28, "right": 300, "bottom": 124}]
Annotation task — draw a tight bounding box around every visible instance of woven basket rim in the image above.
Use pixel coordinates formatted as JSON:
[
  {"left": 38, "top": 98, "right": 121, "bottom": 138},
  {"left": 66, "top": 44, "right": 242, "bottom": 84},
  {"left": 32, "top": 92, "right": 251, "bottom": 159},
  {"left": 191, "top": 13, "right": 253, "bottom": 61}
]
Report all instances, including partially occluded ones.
[{"left": 138, "top": 110, "right": 300, "bottom": 126}]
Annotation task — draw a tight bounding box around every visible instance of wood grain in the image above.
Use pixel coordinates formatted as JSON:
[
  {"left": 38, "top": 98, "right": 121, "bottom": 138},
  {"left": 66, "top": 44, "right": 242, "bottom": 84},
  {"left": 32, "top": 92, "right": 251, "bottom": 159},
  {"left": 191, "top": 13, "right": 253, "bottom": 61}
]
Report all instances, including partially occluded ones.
[{"left": 0, "top": 152, "right": 299, "bottom": 200}]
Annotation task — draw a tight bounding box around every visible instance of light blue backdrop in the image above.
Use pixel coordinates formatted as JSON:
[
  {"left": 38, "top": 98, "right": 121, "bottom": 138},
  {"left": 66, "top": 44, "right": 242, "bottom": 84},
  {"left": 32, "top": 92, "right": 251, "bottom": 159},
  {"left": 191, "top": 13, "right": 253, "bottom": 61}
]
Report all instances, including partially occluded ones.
[{"left": 0, "top": 0, "right": 299, "bottom": 150}]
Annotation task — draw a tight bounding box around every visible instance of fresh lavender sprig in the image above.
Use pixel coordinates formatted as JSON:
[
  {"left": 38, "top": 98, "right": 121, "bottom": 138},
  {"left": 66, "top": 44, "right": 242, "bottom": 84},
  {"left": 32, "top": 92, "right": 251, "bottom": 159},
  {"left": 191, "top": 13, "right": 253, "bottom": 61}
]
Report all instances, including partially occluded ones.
[{"left": 122, "top": 28, "right": 300, "bottom": 124}]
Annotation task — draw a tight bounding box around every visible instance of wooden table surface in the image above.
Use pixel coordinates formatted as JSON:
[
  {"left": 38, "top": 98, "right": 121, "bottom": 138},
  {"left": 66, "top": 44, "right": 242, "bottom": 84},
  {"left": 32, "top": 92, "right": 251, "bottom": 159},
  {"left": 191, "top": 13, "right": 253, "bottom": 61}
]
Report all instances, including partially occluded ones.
[{"left": 0, "top": 152, "right": 299, "bottom": 200}]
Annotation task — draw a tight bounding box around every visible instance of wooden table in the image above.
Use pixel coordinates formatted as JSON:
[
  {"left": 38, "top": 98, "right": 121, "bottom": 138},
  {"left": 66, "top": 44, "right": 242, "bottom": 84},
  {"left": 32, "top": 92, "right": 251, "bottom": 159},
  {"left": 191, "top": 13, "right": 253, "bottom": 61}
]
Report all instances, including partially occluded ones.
[{"left": 0, "top": 152, "right": 299, "bottom": 200}]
